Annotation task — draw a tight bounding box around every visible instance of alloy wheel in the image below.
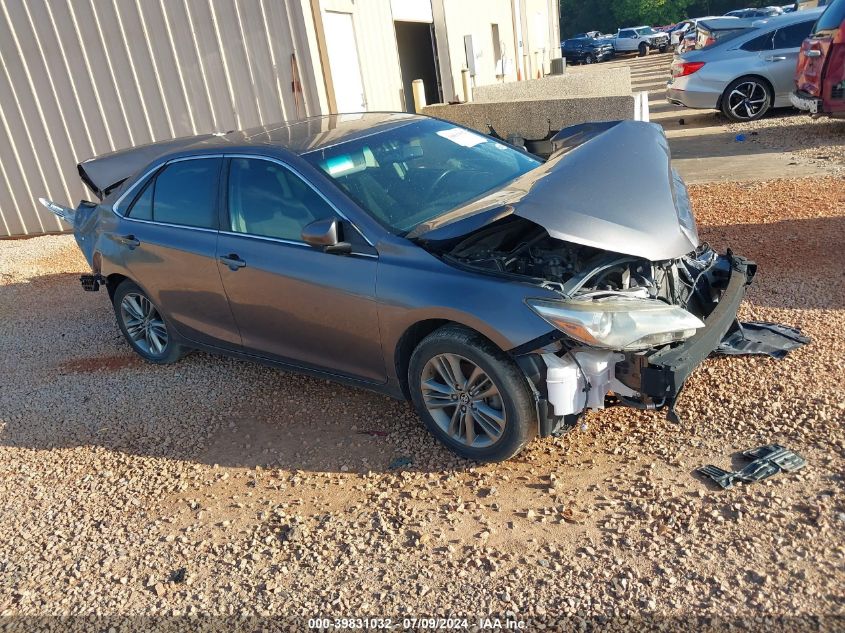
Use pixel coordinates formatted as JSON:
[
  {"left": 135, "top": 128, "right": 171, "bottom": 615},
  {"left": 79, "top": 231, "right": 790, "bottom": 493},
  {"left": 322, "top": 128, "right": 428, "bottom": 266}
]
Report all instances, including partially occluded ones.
[
  {"left": 420, "top": 353, "right": 507, "bottom": 448},
  {"left": 727, "top": 81, "right": 768, "bottom": 120},
  {"left": 120, "top": 292, "right": 168, "bottom": 356}
]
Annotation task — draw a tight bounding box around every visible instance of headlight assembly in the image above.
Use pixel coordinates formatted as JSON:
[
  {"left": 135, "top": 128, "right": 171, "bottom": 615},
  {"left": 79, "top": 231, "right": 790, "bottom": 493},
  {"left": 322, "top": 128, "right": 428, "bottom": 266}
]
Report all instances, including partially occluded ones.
[{"left": 526, "top": 297, "right": 705, "bottom": 351}]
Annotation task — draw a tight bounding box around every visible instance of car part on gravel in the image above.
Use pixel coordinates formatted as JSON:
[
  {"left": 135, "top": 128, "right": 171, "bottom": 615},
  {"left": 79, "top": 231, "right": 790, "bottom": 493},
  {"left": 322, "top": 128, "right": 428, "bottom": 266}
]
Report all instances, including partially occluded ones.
[
  {"left": 698, "top": 444, "right": 807, "bottom": 489},
  {"left": 715, "top": 321, "right": 811, "bottom": 358}
]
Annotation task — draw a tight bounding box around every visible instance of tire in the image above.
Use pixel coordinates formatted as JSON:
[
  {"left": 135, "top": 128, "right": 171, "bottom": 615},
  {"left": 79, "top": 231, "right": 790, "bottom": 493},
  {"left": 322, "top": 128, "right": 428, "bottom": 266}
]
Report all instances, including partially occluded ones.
[
  {"left": 408, "top": 325, "right": 537, "bottom": 462},
  {"left": 638, "top": 42, "right": 649, "bottom": 57},
  {"left": 584, "top": 54, "right": 595, "bottom": 64},
  {"left": 659, "top": 44, "right": 668, "bottom": 53},
  {"left": 112, "top": 280, "right": 185, "bottom": 364},
  {"left": 720, "top": 76, "right": 772, "bottom": 122}
]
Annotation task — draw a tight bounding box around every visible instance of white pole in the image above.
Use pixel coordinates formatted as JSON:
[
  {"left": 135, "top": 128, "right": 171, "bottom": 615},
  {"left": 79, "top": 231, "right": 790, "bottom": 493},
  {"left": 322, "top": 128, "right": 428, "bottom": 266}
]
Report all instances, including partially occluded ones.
[{"left": 412, "top": 79, "right": 427, "bottom": 113}]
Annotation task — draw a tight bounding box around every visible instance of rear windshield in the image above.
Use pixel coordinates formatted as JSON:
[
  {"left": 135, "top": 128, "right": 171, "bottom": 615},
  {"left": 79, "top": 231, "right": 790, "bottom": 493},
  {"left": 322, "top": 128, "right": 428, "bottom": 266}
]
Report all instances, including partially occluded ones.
[{"left": 813, "top": 0, "right": 845, "bottom": 34}]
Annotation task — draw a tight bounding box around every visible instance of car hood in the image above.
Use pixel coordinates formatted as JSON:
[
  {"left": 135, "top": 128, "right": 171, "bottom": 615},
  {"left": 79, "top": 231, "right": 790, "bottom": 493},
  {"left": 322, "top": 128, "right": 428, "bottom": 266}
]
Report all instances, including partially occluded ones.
[{"left": 410, "top": 121, "right": 699, "bottom": 261}]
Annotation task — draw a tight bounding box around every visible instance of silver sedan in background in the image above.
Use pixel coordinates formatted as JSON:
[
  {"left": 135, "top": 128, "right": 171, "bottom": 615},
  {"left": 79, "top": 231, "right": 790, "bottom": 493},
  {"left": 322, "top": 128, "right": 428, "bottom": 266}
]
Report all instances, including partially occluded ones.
[{"left": 666, "top": 8, "right": 823, "bottom": 121}]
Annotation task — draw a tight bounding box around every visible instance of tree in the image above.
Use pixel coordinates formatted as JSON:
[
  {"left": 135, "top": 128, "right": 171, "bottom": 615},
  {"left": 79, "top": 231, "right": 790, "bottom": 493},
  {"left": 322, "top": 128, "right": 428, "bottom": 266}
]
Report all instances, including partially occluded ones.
[{"left": 560, "top": 0, "right": 778, "bottom": 38}]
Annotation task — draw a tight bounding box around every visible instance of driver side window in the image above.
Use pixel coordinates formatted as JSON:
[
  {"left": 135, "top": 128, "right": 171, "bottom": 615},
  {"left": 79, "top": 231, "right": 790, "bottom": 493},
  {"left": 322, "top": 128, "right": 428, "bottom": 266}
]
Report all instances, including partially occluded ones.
[{"left": 226, "top": 158, "right": 335, "bottom": 242}]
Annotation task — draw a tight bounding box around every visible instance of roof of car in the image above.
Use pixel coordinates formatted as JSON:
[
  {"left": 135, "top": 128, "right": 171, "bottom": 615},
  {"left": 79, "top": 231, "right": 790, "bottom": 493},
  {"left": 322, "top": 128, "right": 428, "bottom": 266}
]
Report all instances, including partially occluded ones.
[
  {"left": 750, "top": 5, "right": 823, "bottom": 25},
  {"left": 77, "top": 112, "right": 428, "bottom": 197},
  {"left": 210, "top": 112, "right": 426, "bottom": 155}
]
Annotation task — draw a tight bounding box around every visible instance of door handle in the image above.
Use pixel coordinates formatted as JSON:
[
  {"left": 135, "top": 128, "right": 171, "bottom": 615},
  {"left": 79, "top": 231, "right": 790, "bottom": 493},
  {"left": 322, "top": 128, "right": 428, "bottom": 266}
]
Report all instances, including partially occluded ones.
[
  {"left": 764, "top": 55, "right": 787, "bottom": 62},
  {"left": 116, "top": 234, "right": 140, "bottom": 249},
  {"left": 804, "top": 49, "right": 821, "bottom": 58},
  {"left": 219, "top": 254, "right": 246, "bottom": 270}
]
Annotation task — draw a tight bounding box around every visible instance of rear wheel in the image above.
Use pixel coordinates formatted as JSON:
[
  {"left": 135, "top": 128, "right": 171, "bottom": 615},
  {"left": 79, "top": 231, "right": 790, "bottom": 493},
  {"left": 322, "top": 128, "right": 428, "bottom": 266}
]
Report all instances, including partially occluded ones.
[
  {"left": 721, "top": 76, "right": 772, "bottom": 122},
  {"left": 112, "top": 280, "right": 185, "bottom": 364},
  {"left": 408, "top": 325, "right": 536, "bottom": 462},
  {"left": 638, "top": 42, "right": 649, "bottom": 57}
]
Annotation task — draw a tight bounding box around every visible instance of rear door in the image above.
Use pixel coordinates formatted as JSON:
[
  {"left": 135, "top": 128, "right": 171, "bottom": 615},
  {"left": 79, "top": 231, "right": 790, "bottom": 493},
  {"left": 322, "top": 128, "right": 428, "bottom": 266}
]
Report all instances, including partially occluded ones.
[
  {"left": 114, "top": 156, "right": 242, "bottom": 347},
  {"left": 766, "top": 19, "right": 819, "bottom": 100},
  {"left": 215, "top": 156, "right": 384, "bottom": 382}
]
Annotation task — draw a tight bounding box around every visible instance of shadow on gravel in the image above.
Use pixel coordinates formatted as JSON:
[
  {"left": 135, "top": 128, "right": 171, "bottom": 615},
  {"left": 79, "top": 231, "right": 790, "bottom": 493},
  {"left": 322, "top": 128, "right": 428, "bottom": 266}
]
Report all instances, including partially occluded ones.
[
  {"left": 0, "top": 213, "right": 841, "bottom": 474},
  {"left": 701, "top": 216, "right": 845, "bottom": 310}
]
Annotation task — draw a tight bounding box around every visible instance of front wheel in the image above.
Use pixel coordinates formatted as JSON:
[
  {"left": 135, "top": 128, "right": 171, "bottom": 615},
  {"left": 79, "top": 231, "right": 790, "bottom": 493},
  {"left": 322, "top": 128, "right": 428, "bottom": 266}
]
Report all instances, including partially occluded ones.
[
  {"left": 638, "top": 42, "right": 649, "bottom": 57},
  {"left": 721, "top": 76, "right": 772, "bottom": 122},
  {"left": 584, "top": 54, "right": 595, "bottom": 64},
  {"left": 659, "top": 44, "right": 668, "bottom": 53},
  {"left": 408, "top": 325, "right": 537, "bottom": 462},
  {"left": 112, "top": 280, "right": 185, "bottom": 364}
]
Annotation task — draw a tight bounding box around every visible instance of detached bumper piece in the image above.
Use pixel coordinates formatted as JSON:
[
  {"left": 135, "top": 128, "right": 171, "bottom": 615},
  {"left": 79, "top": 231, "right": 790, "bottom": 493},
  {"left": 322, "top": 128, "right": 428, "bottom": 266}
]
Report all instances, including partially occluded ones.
[
  {"left": 639, "top": 252, "right": 756, "bottom": 405},
  {"left": 80, "top": 274, "right": 104, "bottom": 291},
  {"left": 716, "top": 321, "right": 810, "bottom": 359},
  {"left": 698, "top": 444, "right": 807, "bottom": 489}
]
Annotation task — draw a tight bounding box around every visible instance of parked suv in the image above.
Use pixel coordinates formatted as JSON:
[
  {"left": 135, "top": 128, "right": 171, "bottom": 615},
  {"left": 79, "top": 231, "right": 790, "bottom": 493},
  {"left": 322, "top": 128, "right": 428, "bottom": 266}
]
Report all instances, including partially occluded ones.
[
  {"left": 790, "top": 0, "right": 845, "bottom": 117},
  {"left": 612, "top": 26, "right": 670, "bottom": 55},
  {"left": 562, "top": 36, "right": 615, "bottom": 64}
]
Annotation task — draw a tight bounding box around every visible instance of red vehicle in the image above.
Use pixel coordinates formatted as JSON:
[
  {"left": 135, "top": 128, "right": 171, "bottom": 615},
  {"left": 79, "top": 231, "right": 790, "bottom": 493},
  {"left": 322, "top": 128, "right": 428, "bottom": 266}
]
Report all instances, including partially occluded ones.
[{"left": 791, "top": 0, "right": 845, "bottom": 117}]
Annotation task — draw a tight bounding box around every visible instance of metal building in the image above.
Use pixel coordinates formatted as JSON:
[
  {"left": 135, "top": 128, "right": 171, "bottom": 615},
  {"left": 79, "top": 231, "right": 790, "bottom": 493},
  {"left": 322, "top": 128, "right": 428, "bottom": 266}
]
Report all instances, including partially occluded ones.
[{"left": 0, "top": 0, "right": 559, "bottom": 237}]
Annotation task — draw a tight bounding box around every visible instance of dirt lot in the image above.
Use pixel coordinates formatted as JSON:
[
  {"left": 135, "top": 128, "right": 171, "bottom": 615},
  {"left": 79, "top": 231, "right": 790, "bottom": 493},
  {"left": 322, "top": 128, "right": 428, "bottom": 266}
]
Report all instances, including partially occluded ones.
[{"left": 0, "top": 177, "right": 844, "bottom": 630}]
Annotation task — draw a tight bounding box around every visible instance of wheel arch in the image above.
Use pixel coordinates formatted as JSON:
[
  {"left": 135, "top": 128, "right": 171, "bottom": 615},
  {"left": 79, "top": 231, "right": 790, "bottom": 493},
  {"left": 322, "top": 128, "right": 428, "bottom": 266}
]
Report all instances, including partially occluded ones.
[
  {"left": 717, "top": 74, "right": 774, "bottom": 111},
  {"left": 393, "top": 319, "right": 507, "bottom": 399}
]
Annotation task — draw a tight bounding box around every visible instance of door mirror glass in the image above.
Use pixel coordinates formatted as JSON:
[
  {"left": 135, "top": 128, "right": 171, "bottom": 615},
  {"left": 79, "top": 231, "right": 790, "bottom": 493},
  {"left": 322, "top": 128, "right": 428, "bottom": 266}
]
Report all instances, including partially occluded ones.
[{"left": 302, "top": 218, "right": 352, "bottom": 254}]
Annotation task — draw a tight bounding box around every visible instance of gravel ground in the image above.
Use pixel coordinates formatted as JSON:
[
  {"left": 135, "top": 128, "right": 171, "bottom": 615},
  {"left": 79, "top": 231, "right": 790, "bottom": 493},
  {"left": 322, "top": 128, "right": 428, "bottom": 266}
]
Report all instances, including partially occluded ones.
[
  {"left": 720, "top": 114, "right": 845, "bottom": 174},
  {"left": 0, "top": 177, "right": 843, "bottom": 631}
]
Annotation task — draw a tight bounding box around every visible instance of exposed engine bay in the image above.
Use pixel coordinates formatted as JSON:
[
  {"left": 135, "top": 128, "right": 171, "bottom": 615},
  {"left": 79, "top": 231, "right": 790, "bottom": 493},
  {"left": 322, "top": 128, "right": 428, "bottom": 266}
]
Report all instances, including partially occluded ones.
[
  {"left": 427, "top": 216, "right": 744, "bottom": 429},
  {"left": 439, "top": 217, "right": 726, "bottom": 319}
]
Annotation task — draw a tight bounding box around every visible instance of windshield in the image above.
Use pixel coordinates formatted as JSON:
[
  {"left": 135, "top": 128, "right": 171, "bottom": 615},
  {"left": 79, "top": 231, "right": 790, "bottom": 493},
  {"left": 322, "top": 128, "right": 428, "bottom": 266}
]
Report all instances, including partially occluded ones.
[
  {"left": 303, "top": 119, "right": 540, "bottom": 235},
  {"left": 638, "top": 27, "right": 658, "bottom": 35}
]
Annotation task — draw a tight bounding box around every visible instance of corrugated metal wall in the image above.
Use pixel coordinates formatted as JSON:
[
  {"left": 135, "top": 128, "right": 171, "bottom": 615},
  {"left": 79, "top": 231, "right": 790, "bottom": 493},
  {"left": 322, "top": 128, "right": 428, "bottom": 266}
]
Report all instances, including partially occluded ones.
[{"left": 0, "top": 0, "right": 324, "bottom": 238}]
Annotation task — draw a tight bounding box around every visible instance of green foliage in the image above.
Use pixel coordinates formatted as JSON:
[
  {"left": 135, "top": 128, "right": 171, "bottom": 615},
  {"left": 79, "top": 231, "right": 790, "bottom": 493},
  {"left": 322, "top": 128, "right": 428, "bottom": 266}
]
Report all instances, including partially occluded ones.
[{"left": 559, "top": 0, "right": 784, "bottom": 38}]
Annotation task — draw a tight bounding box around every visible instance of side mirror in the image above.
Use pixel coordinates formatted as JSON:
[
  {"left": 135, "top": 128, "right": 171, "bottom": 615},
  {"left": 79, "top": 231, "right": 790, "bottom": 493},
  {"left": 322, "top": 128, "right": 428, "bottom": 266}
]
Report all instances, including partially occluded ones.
[{"left": 301, "top": 218, "right": 352, "bottom": 255}]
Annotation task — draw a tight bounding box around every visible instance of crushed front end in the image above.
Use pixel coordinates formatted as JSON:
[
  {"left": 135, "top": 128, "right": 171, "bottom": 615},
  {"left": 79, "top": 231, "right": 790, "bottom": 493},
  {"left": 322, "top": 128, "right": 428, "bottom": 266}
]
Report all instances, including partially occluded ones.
[{"left": 523, "top": 247, "right": 756, "bottom": 433}]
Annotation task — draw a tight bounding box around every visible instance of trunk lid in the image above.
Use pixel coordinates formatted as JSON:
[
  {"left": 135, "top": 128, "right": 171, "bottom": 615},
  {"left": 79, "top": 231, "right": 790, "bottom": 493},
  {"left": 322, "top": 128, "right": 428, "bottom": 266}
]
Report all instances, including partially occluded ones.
[
  {"left": 77, "top": 133, "right": 222, "bottom": 199},
  {"left": 411, "top": 121, "right": 699, "bottom": 261}
]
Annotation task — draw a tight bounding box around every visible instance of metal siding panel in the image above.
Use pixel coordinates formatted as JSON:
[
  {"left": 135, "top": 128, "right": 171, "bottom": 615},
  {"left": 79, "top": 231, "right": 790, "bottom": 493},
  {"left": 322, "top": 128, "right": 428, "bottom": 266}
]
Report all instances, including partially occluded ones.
[
  {"left": 0, "top": 0, "right": 311, "bottom": 237},
  {"left": 185, "top": 0, "right": 239, "bottom": 131}
]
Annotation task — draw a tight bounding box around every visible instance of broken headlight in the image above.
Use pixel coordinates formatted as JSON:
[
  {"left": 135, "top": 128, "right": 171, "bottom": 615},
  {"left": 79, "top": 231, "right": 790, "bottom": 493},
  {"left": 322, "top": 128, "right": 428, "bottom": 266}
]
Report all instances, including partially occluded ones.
[{"left": 526, "top": 297, "right": 705, "bottom": 351}]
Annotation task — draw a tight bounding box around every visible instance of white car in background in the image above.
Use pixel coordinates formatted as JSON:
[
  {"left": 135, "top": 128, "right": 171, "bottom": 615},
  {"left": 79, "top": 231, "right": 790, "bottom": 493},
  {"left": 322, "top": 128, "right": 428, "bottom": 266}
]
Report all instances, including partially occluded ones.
[
  {"left": 612, "top": 26, "right": 671, "bottom": 55},
  {"left": 670, "top": 16, "right": 728, "bottom": 46}
]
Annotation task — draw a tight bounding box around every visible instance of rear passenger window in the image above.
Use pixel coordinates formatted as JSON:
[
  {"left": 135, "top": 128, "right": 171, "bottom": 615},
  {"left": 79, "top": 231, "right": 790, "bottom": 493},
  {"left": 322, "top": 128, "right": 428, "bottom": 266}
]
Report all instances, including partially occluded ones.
[
  {"left": 127, "top": 180, "right": 153, "bottom": 220},
  {"left": 741, "top": 32, "right": 774, "bottom": 51},
  {"left": 151, "top": 158, "right": 221, "bottom": 228},
  {"left": 773, "top": 21, "right": 815, "bottom": 48}
]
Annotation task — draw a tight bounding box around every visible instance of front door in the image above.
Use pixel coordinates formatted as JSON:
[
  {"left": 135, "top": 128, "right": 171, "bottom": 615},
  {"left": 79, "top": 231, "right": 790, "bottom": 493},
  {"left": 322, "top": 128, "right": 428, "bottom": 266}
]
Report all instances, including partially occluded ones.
[
  {"left": 115, "top": 156, "right": 241, "bottom": 347},
  {"left": 323, "top": 11, "right": 367, "bottom": 112},
  {"left": 216, "top": 156, "right": 384, "bottom": 382}
]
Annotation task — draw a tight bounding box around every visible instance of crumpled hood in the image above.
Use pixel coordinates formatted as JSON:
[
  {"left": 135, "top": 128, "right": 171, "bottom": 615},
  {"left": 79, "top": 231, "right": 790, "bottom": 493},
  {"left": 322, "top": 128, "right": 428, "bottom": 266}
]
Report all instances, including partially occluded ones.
[{"left": 412, "top": 121, "right": 699, "bottom": 261}]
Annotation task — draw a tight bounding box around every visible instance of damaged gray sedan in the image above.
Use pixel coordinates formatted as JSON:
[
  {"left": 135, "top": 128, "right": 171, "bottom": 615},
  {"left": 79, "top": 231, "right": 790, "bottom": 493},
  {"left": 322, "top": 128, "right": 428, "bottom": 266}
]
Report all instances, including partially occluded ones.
[{"left": 43, "top": 114, "right": 756, "bottom": 462}]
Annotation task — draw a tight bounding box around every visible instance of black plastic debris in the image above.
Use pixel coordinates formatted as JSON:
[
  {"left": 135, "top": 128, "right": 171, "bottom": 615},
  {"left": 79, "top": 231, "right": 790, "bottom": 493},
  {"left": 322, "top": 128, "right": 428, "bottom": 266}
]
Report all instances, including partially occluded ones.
[
  {"left": 714, "top": 321, "right": 810, "bottom": 359},
  {"left": 388, "top": 456, "right": 413, "bottom": 470},
  {"left": 169, "top": 567, "right": 187, "bottom": 584},
  {"left": 698, "top": 444, "right": 807, "bottom": 489}
]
